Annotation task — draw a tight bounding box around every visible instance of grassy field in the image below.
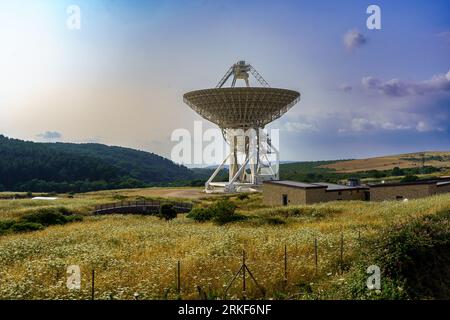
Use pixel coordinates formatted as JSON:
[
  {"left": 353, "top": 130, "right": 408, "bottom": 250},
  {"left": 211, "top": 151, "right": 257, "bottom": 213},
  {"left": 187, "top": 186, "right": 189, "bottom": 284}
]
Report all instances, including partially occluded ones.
[
  {"left": 0, "top": 188, "right": 449, "bottom": 300},
  {"left": 321, "top": 151, "right": 450, "bottom": 173}
]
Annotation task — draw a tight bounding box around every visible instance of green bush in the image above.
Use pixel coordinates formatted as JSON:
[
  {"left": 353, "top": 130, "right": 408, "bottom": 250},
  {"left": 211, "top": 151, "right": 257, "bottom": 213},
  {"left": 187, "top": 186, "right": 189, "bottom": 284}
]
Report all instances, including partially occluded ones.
[
  {"left": 64, "top": 215, "right": 83, "bottom": 223},
  {"left": 0, "top": 220, "right": 15, "bottom": 231},
  {"left": 187, "top": 208, "right": 214, "bottom": 222},
  {"left": 374, "top": 212, "right": 450, "bottom": 299},
  {"left": 344, "top": 211, "right": 450, "bottom": 299},
  {"left": 0, "top": 207, "right": 83, "bottom": 236},
  {"left": 10, "top": 222, "right": 44, "bottom": 233},
  {"left": 22, "top": 208, "right": 69, "bottom": 226},
  {"left": 159, "top": 204, "right": 177, "bottom": 221},
  {"left": 401, "top": 174, "right": 419, "bottom": 183},
  {"left": 187, "top": 200, "right": 247, "bottom": 225},
  {"left": 0, "top": 220, "right": 15, "bottom": 234},
  {"left": 212, "top": 200, "right": 246, "bottom": 225},
  {"left": 262, "top": 216, "right": 286, "bottom": 225},
  {"left": 237, "top": 193, "right": 249, "bottom": 200}
]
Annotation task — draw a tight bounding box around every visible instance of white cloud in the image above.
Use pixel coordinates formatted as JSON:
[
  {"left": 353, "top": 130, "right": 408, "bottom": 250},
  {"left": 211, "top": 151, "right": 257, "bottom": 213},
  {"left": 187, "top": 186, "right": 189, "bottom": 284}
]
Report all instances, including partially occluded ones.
[
  {"left": 339, "top": 118, "right": 411, "bottom": 133},
  {"left": 339, "top": 83, "right": 352, "bottom": 92},
  {"left": 362, "top": 70, "right": 450, "bottom": 97},
  {"left": 37, "top": 131, "right": 62, "bottom": 140},
  {"left": 283, "top": 121, "right": 318, "bottom": 133},
  {"left": 415, "top": 121, "right": 444, "bottom": 133},
  {"left": 343, "top": 29, "right": 368, "bottom": 50}
]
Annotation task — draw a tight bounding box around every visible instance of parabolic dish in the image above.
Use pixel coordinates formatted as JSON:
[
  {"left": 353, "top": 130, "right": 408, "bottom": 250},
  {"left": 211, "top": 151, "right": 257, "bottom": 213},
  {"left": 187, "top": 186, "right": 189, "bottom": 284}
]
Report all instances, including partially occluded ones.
[{"left": 183, "top": 87, "right": 300, "bottom": 129}]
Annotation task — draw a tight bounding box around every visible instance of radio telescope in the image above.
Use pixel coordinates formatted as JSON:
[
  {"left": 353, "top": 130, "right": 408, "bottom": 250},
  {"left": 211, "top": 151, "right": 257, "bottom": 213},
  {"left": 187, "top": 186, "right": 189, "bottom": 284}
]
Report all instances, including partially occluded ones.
[{"left": 183, "top": 61, "right": 300, "bottom": 193}]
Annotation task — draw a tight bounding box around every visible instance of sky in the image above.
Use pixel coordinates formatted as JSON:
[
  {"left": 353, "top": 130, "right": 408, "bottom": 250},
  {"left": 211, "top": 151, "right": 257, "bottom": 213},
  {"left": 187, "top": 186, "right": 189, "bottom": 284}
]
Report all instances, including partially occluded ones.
[{"left": 0, "top": 0, "right": 449, "bottom": 163}]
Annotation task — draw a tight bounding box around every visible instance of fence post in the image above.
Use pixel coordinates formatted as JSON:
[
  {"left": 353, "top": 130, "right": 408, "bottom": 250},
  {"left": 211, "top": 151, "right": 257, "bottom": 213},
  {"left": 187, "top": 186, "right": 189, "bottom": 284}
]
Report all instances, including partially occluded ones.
[
  {"left": 242, "top": 250, "right": 246, "bottom": 299},
  {"left": 91, "top": 269, "right": 95, "bottom": 300},
  {"left": 177, "top": 261, "right": 181, "bottom": 294},
  {"left": 314, "top": 238, "right": 318, "bottom": 274},
  {"left": 340, "top": 233, "right": 344, "bottom": 273},
  {"left": 284, "top": 244, "right": 288, "bottom": 286}
]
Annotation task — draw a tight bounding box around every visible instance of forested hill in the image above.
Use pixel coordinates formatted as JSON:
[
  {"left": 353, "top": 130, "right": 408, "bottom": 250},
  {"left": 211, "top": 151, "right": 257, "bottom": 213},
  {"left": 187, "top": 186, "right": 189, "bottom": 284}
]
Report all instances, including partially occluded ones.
[
  {"left": 45, "top": 142, "right": 193, "bottom": 183},
  {"left": 0, "top": 135, "right": 194, "bottom": 192}
]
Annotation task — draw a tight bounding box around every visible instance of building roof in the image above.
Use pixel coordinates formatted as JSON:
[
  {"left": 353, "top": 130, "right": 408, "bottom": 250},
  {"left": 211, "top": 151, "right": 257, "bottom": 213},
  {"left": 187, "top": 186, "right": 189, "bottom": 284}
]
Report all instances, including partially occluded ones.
[
  {"left": 264, "top": 180, "right": 326, "bottom": 189},
  {"left": 264, "top": 180, "right": 367, "bottom": 191},
  {"left": 369, "top": 177, "right": 450, "bottom": 188},
  {"left": 314, "top": 182, "right": 365, "bottom": 191}
]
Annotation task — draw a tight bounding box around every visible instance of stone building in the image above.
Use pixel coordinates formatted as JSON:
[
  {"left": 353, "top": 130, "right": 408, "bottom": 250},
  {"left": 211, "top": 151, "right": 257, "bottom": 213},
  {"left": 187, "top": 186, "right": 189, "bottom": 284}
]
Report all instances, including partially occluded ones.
[
  {"left": 262, "top": 180, "right": 368, "bottom": 206},
  {"left": 369, "top": 178, "right": 450, "bottom": 201},
  {"left": 263, "top": 177, "right": 450, "bottom": 206}
]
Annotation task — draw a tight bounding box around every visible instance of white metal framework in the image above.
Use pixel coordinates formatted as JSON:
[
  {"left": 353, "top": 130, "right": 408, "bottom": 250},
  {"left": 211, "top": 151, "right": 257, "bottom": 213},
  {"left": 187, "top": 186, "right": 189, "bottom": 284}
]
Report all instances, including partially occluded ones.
[{"left": 183, "top": 61, "right": 300, "bottom": 193}]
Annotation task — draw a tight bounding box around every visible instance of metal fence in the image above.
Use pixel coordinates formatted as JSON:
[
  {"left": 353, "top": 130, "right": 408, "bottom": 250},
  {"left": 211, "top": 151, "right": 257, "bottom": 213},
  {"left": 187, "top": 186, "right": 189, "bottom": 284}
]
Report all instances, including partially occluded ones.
[{"left": 94, "top": 200, "right": 193, "bottom": 214}]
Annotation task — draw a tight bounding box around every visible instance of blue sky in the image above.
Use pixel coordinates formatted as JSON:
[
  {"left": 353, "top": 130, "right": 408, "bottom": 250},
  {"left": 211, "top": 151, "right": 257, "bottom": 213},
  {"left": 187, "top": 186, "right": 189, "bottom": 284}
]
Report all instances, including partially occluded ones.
[{"left": 0, "top": 0, "right": 449, "bottom": 162}]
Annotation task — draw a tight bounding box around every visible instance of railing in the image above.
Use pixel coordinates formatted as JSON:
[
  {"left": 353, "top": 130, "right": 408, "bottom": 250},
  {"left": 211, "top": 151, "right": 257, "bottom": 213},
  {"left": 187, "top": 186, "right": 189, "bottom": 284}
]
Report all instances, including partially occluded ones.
[{"left": 94, "top": 200, "right": 193, "bottom": 214}]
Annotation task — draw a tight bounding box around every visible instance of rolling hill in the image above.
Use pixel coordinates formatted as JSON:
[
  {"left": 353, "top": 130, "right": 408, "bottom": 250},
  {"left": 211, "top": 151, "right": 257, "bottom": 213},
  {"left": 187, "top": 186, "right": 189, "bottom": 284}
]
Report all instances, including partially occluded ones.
[
  {"left": 1, "top": 133, "right": 449, "bottom": 193},
  {"left": 320, "top": 151, "right": 450, "bottom": 173},
  {"left": 0, "top": 135, "right": 195, "bottom": 192}
]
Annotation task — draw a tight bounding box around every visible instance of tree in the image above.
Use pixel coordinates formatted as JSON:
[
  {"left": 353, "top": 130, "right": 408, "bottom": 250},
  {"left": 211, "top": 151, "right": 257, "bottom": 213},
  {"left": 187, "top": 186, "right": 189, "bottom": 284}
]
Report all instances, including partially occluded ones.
[{"left": 391, "top": 167, "right": 404, "bottom": 176}]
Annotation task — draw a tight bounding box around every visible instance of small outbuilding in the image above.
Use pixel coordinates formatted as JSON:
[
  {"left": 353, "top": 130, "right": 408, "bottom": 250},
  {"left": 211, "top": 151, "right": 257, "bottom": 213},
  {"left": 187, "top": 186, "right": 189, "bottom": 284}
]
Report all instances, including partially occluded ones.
[{"left": 262, "top": 180, "right": 368, "bottom": 206}]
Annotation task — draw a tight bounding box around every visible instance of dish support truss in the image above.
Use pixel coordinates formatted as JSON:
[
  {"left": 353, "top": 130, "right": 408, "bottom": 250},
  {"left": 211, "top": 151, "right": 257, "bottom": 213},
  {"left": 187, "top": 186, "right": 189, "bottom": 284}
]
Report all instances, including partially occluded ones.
[{"left": 205, "top": 128, "right": 279, "bottom": 193}]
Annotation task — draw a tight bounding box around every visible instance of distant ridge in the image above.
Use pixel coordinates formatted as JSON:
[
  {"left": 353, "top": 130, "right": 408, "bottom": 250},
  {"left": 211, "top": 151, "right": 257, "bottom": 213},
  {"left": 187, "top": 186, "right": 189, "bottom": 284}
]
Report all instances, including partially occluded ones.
[
  {"left": 0, "top": 135, "right": 195, "bottom": 192},
  {"left": 320, "top": 151, "right": 450, "bottom": 173}
]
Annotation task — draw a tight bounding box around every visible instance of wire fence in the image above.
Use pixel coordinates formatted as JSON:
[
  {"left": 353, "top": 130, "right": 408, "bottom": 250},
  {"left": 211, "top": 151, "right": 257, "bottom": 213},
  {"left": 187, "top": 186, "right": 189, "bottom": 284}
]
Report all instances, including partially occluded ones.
[{"left": 55, "top": 232, "right": 365, "bottom": 300}]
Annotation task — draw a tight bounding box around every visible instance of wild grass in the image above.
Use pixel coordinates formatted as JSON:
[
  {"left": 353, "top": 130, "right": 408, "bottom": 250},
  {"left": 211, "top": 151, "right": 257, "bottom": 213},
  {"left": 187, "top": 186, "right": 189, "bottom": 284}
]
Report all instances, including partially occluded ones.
[{"left": 0, "top": 188, "right": 449, "bottom": 300}]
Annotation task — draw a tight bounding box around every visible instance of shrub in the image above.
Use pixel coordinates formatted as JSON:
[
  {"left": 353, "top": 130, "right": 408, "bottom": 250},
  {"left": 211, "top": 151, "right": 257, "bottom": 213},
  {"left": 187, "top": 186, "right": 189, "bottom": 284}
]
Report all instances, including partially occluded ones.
[
  {"left": 187, "top": 200, "right": 247, "bottom": 225},
  {"left": 237, "top": 193, "right": 249, "bottom": 201},
  {"left": 21, "top": 207, "right": 82, "bottom": 226},
  {"left": 10, "top": 222, "right": 44, "bottom": 233},
  {"left": 373, "top": 212, "right": 450, "bottom": 299},
  {"left": 187, "top": 208, "right": 214, "bottom": 222},
  {"left": 0, "top": 207, "right": 83, "bottom": 237},
  {"left": 344, "top": 211, "right": 450, "bottom": 299},
  {"left": 22, "top": 208, "right": 68, "bottom": 226},
  {"left": 401, "top": 174, "right": 419, "bottom": 183},
  {"left": 0, "top": 220, "right": 15, "bottom": 234},
  {"left": 0, "top": 220, "right": 15, "bottom": 231},
  {"left": 212, "top": 200, "right": 246, "bottom": 225},
  {"left": 262, "top": 216, "right": 286, "bottom": 225},
  {"left": 64, "top": 215, "right": 83, "bottom": 223},
  {"left": 159, "top": 204, "right": 177, "bottom": 221}
]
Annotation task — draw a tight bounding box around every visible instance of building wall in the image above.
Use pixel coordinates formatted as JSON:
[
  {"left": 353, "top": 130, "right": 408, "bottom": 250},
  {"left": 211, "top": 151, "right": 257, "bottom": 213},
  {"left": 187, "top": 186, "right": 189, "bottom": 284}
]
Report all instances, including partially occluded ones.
[
  {"left": 325, "top": 189, "right": 366, "bottom": 202},
  {"left": 262, "top": 183, "right": 308, "bottom": 206},
  {"left": 369, "top": 184, "right": 433, "bottom": 201},
  {"left": 304, "top": 188, "right": 329, "bottom": 204},
  {"left": 263, "top": 183, "right": 365, "bottom": 206},
  {"left": 264, "top": 180, "right": 450, "bottom": 206}
]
